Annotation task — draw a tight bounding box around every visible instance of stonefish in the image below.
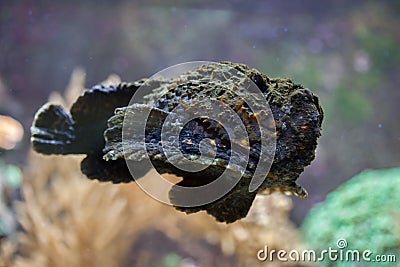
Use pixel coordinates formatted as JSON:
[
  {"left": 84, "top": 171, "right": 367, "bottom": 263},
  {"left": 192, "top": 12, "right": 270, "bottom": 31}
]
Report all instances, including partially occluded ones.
[{"left": 31, "top": 62, "right": 323, "bottom": 223}]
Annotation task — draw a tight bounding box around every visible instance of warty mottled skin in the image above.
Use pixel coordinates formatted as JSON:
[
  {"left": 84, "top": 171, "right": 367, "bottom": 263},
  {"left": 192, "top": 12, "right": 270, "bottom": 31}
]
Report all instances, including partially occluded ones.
[{"left": 31, "top": 62, "right": 323, "bottom": 223}]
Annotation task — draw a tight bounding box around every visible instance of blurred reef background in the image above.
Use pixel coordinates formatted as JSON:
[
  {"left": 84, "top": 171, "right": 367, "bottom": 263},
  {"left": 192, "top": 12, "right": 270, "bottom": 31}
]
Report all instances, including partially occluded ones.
[
  {"left": 302, "top": 167, "right": 400, "bottom": 267},
  {"left": 0, "top": 1, "right": 399, "bottom": 266}
]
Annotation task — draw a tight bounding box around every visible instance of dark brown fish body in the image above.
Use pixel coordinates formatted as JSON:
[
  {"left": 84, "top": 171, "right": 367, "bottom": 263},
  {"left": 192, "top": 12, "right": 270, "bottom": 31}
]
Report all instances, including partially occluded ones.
[{"left": 31, "top": 62, "right": 323, "bottom": 223}]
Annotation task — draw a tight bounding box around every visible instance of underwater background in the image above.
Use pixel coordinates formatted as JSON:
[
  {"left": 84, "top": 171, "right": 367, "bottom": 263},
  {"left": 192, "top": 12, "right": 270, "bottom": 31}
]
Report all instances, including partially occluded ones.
[{"left": 0, "top": 1, "right": 399, "bottom": 266}]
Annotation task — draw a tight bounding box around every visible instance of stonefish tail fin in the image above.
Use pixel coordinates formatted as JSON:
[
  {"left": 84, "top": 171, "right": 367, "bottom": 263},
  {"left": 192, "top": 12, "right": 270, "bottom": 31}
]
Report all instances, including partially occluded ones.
[{"left": 31, "top": 103, "right": 76, "bottom": 155}]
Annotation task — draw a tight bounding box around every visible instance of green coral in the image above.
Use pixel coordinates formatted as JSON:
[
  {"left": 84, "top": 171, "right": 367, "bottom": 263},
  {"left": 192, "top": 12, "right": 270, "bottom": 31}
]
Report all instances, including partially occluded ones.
[
  {"left": 301, "top": 167, "right": 400, "bottom": 267},
  {"left": 0, "top": 160, "right": 22, "bottom": 239}
]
